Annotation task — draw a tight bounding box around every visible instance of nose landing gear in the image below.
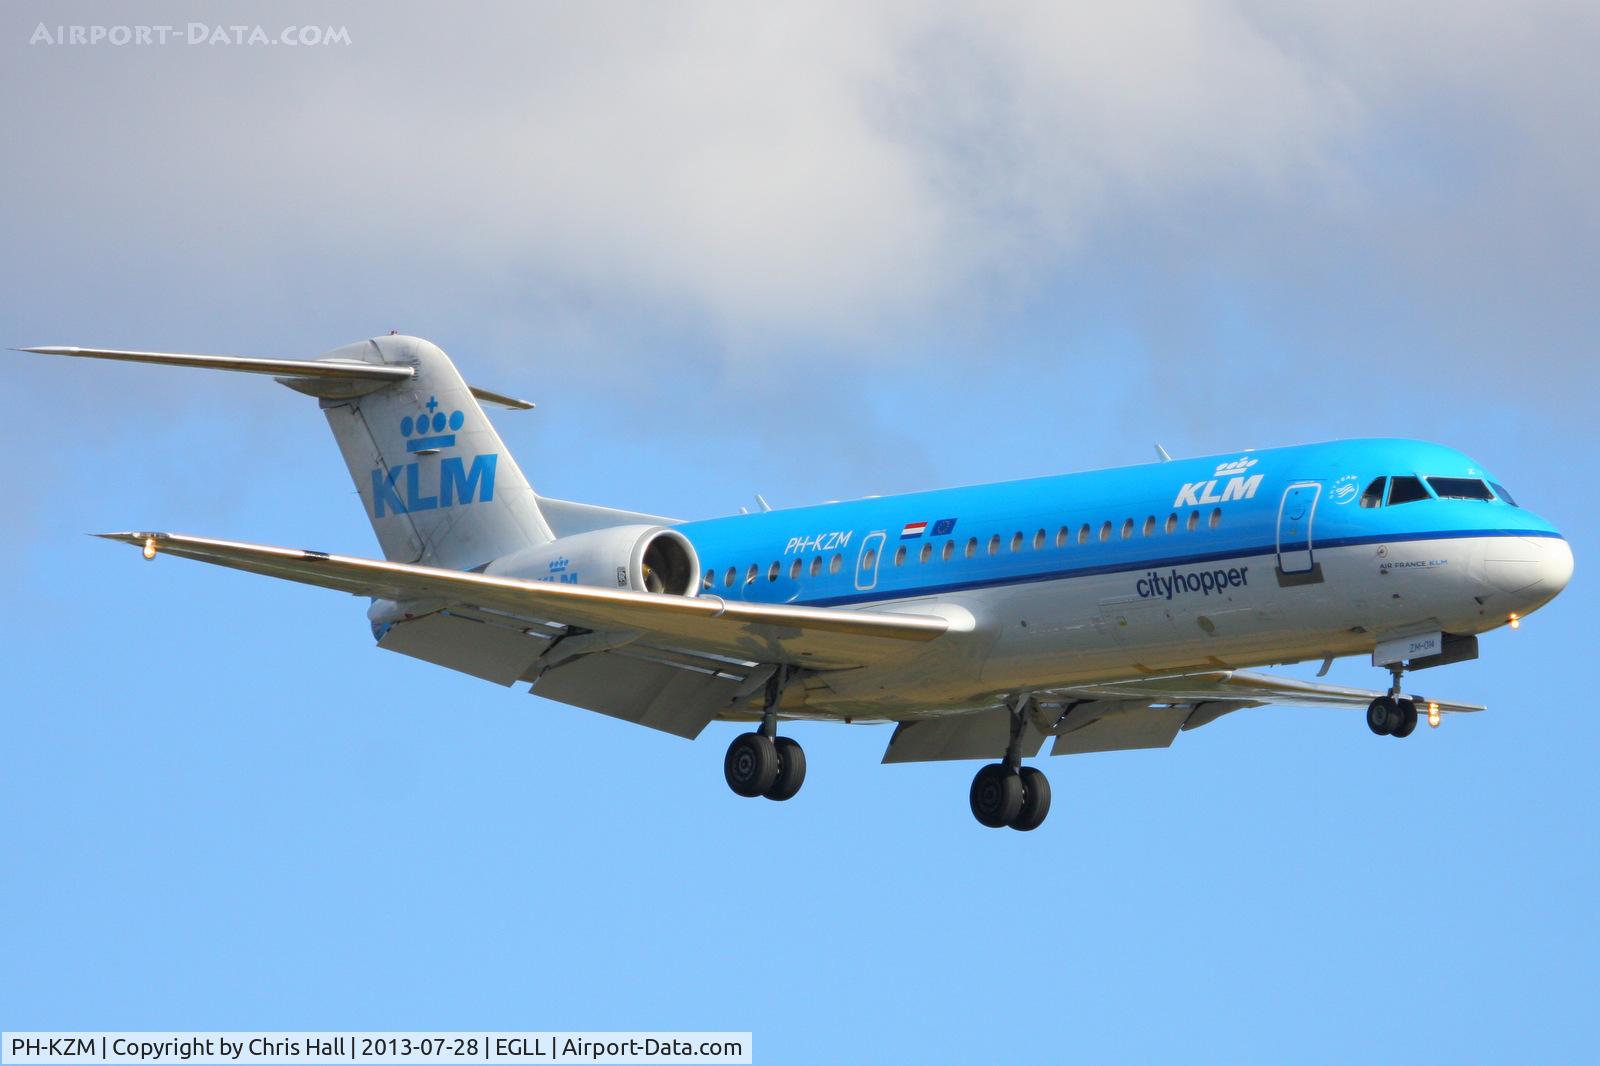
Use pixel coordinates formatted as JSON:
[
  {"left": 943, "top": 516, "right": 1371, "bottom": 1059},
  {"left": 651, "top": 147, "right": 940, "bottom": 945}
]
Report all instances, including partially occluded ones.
[{"left": 1366, "top": 663, "right": 1421, "bottom": 739}]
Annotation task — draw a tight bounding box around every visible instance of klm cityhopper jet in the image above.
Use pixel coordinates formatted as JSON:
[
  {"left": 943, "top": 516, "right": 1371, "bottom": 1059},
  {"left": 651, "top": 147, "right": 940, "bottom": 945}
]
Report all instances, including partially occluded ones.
[{"left": 21, "top": 336, "right": 1573, "bottom": 830}]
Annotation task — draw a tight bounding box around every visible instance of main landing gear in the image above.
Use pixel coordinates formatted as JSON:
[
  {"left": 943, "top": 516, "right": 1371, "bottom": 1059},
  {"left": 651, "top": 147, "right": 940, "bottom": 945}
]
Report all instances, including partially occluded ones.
[
  {"left": 724, "top": 731, "right": 806, "bottom": 801},
  {"left": 723, "top": 669, "right": 807, "bottom": 802},
  {"left": 969, "top": 696, "right": 1052, "bottom": 831},
  {"left": 1366, "top": 663, "right": 1420, "bottom": 738}
]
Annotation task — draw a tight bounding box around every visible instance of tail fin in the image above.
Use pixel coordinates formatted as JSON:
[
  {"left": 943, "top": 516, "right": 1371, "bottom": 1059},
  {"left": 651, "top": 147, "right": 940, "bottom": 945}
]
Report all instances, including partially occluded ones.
[
  {"left": 19, "top": 334, "right": 554, "bottom": 569},
  {"left": 316, "top": 335, "right": 552, "bottom": 567}
]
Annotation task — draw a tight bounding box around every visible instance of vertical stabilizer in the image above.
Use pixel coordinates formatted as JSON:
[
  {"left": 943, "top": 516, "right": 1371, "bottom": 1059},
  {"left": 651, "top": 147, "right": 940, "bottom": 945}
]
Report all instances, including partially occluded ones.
[{"left": 317, "top": 335, "right": 553, "bottom": 568}]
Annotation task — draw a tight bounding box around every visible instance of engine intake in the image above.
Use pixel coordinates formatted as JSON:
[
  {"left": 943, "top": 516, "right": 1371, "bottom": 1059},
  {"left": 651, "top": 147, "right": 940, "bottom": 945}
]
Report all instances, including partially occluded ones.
[{"left": 483, "top": 525, "right": 700, "bottom": 596}]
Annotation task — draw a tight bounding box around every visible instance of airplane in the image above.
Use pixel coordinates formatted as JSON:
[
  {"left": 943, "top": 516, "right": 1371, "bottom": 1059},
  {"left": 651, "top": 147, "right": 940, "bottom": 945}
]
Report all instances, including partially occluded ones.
[{"left": 19, "top": 335, "right": 1573, "bottom": 830}]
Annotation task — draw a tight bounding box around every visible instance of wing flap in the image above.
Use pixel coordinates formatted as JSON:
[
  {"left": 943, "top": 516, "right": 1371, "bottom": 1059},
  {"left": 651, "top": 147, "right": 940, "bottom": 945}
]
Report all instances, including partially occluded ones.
[
  {"left": 376, "top": 610, "right": 550, "bottom": 686},
  {"left": 882, "top": 709, "right": 1048, "bottom": 764},
  {"left": 530, "top": 652, "right": 739, "bottom": 739},
  {"left": 101, "top": 531, "right": 950, "bottom": 670},
  {"left": 1050, "top": 704, "right": 1191, "bottom": 755}
]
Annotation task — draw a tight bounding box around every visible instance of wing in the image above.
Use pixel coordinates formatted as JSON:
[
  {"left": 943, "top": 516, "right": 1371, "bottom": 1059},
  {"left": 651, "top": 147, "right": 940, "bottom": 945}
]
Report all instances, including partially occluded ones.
[
  {"left": 1042, "top": 669, "right": 1484, "bottom": 714},
  {"left": 883, "top": 668, "right": 1482, "bottom": 763},
  {"left": 102, "top": 531, "right": 957, "bottom": 735}
]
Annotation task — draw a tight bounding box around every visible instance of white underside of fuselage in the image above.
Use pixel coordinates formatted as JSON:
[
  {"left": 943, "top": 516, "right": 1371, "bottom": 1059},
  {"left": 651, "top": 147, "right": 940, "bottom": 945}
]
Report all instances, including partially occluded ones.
[{"left": 783, "top": 534, "right": 1566, "bottom": 720}]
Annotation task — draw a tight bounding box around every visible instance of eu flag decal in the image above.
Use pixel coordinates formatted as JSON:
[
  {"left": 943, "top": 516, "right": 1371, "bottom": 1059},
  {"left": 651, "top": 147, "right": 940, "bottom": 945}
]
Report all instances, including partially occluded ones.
[{"left": 930, "top": 518, "right": 957, "bottom": 536}]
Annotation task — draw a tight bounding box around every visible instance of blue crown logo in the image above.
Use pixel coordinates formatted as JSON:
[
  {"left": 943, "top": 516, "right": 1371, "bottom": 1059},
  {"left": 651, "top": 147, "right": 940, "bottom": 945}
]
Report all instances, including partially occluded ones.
[{"left": 401, "top": 396, "right": 464, "bottom": 453}]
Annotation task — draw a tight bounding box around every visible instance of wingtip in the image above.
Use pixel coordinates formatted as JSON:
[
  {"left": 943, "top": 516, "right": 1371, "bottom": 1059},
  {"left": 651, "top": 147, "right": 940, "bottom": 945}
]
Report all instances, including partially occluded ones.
[{"left": 93, "top": 531, "right": 151, "bottom": 544}]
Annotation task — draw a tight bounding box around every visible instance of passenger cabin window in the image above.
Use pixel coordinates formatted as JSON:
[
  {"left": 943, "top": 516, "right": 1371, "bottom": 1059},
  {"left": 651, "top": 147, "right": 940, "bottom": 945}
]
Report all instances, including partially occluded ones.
[
  {"left": 810, "top": 557, "right": 822, "bottom": 577},
  {"left": 1010, "top": 532, "right": 1023, "bottom": 552},
  {"left": 1056, "top": 526, "right": 1068, "bottom": 548},
  {"left": 920, "top": 542, "right": 932, "bottom": 563},
  {"left": 1209, "top": 508, "right": 1221, "bottom": 529},
  {"left": 1428, "top": 477, "right": 1494, "bottom": 501},
  {"left": 965, "top": 537, "right": 978, "bottom": 558},
  {"left": 704, "top": 570, "right": 715, "bottom": 590},
  {"left": 829, "top": 554, "right": 843, "bottom": 574},
  {"left": 745, "top": 564, "right": 758, "bottom": 585},
  {"left": 1164, "top": 513, "right": 1177, "bottom": 534},
  {"left": 1360, "top": 477, "right": 1387, "bottom": 508},
  {"left": 988, "top": 535, "right": 1001, "bottom": 556},
  {"left": 1387, "top": 475, "right": 1430, "bottom": 506},
  {"left": 1034, "top": 529, "right": 1046, "bottom": 550},
  {"left": 790, "top": 559, "right": 802, "bottom": 579},
  {"left": 1098, "top": 522, "right": 1112, "bottom": 542},
  {"left": 1120, "top": 518, "right": 1133, "bottom": 539},
  {"left": 1491, "top": 482, "right": 1518, "bottom": 506},
  {"left": 1186, "top": 510, "right": 1199, "bottom": 532},
  {"left": 942, "top": 540, "right": 955, "bottom": 561},
  {"left": 724, "top": 567, "right": 736, "bottom": 588},
  {"left": 1142, "top": 516, "right": 1156, "bottom": 536},
  {"left": 1078, "top": 524, "right": 1090, "bottom": 545},
  {"left": 767, "top": 561, "right": 780, "bottom": 581}
]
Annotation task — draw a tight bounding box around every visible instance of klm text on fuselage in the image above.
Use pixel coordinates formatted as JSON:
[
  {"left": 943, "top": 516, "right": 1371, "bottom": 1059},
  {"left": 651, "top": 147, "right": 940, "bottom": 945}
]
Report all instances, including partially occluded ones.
[{"left": 1173, "top": 473, "right": 1263, "bottom": 508}]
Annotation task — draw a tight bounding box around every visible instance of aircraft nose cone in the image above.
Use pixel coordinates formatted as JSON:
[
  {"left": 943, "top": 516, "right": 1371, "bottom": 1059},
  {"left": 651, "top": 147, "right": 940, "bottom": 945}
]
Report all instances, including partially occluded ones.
[
  {"left": 1481, "top": 535, "right": 1572, "bottom": 620},
  {"left": 1538, "top": 536, "right": 1574, "bottom": 597}
]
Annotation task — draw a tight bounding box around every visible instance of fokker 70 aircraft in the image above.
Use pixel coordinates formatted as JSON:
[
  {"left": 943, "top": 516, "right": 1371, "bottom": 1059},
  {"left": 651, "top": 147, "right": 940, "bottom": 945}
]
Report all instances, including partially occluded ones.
[{"left": 22, "top": 336, "right": 1573, "bottom": 829}]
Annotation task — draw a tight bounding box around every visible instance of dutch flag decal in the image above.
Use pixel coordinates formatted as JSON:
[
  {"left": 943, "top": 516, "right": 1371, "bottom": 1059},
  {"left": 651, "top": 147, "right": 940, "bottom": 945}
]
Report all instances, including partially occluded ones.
[{"left": 901, "top": 521, "right": 928, "bottom": 539}]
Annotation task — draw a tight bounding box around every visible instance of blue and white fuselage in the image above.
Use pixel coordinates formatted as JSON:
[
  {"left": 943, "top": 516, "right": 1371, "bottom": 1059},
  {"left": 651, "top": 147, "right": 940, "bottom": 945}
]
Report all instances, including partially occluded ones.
[{"left": 677, "top": 438, "right": 1570, "bottom": 717}]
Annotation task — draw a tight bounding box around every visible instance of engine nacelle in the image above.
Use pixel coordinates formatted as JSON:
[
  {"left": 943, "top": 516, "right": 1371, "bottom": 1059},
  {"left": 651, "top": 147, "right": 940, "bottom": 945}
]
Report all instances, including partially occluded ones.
[{"left": 483, "top": 525, "right": 701, "bottom": 596}]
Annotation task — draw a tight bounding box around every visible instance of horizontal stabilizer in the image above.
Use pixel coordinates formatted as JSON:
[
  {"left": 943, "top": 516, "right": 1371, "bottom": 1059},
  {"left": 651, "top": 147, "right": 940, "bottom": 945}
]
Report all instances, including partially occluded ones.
[
  {"left": 15, "top": 345, "right": 533, "bottom": 410},
  {"left": 17, "top": 345, "right": 413, "bottom": 381}
]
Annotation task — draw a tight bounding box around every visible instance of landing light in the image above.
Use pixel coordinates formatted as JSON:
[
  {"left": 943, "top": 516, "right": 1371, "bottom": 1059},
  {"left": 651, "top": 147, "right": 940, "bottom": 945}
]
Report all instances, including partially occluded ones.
[
  {"left": 142, "top": 536, "right": 157, "bottom": 561},
  {"left": 1427, "top": 702, "right": 1441, "bottom": 728},
  {"left": 1509, "top": 612, "right": 1521, "bottom": 630}
]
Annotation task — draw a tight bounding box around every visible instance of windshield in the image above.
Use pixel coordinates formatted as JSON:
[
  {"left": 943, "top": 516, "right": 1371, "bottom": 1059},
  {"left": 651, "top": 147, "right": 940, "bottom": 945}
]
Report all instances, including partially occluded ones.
[
  {"left": 1386, "top": 476, "right": 1429, "bottom": 506},
  {"left": 1427, "top": 477, "right": 1494, "bottom": 501}
]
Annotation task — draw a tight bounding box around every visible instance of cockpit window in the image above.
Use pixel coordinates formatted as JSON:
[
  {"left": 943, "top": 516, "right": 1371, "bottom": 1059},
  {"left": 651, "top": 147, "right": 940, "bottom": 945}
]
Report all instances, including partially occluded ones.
[
  {"left": 1427, "top": 477, "right": 1494, "bottom": 501},
  {"left": 1359, "top": 477, "right": 1387, "bottom": 508},
  {"left": 1491, "top": 482, "right": 1518, "bottom": 506},
  {"left": 1386, "top": 475, "right": 1430, "bottom": 506}
]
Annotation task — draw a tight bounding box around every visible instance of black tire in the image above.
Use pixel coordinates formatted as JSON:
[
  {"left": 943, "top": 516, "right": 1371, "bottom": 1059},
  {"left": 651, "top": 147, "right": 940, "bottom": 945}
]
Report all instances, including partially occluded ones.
[
  {"left": 1393, "top": 699, "right": 1419, "bottom": 738},
  {"left": 724, "top": 732, "right": 779, "bottom": 798},
  {"left": 1011, "top": 767, "right": 1052, "bottom": 831},
  {"left": 970, "top": 764, "right": 1024, "bottom": 828},
  {"left": 764, "top": 737, "right": 807, "bottom": 801},
  {"left": 1366, "top": 697, "right": 1394, "bottom": 736}
]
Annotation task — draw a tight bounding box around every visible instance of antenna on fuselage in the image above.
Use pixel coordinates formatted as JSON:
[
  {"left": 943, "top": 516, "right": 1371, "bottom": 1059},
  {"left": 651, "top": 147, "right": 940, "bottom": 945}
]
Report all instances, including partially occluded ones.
[{"left": 1154, "top": 443, "right": 1173, "bottom": 462}]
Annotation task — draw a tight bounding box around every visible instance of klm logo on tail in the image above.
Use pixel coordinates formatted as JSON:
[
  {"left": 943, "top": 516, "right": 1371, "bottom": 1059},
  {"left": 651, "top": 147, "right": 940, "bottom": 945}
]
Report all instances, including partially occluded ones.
[
  {"left": 1174, "top": 457, "right": 1264, "bottom": 508},
  {"left": 372, "top": 400, "right": 497, "bottom": 517},
  {"left": 402, "top": 396, "right": 464, "bottom": 452}
]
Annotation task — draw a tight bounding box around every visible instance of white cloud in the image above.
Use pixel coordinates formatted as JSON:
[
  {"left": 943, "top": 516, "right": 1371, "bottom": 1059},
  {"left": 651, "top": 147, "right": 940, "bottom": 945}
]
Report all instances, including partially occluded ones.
[{"left": 2, "top": 0, "right": 1595, "bottom": 378}]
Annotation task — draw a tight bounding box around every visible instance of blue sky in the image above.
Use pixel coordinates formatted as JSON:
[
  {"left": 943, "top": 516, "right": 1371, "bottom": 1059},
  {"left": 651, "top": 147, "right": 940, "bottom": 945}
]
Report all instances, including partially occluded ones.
[{"left": 3, "top": 3, "right": 1597, "bottom": 1063}]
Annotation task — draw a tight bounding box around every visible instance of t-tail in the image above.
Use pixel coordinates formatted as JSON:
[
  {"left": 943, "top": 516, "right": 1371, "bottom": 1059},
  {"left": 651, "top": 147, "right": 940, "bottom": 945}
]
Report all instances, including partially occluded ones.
[{"left": 17, "top": 335, "right": 554, "bottom": 569}]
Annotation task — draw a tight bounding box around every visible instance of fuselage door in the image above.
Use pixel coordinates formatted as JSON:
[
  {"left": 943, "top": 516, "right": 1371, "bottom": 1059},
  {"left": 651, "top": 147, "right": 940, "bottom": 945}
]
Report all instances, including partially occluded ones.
[
  {"left": 1276, "top": 482, "right": 1322, "bottom": 574},
  {"left": 855, "top": 531, "right": 887, "bottom": 592}
]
